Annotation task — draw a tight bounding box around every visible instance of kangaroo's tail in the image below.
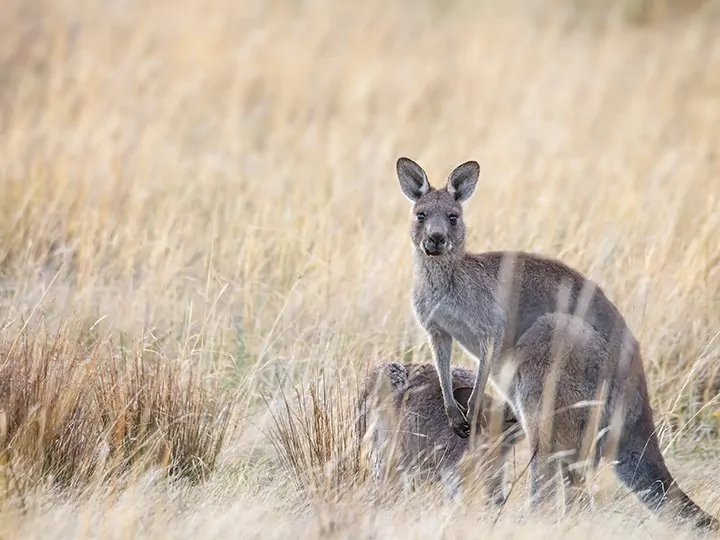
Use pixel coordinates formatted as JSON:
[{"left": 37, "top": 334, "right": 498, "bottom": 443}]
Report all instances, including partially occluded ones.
[{"left": 613, "top": 399, "right": 718, "bottom": 532}]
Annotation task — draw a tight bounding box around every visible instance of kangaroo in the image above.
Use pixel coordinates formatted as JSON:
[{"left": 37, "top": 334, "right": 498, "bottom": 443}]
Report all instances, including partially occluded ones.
[
  {"left": 395, "top": 156, "right": 718, "bottom": 530},
  {"left": 357, "top": 361, "right": 525, "bottom": 504}
]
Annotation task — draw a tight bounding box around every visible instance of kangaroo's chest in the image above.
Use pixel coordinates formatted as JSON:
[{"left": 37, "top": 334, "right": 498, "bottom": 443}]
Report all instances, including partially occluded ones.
[
  {"left": 413, "top": 291, "right": 487, "bottom": 346},
  {"left": 412, "top": 281, "right": 508, "bottom": 363}
]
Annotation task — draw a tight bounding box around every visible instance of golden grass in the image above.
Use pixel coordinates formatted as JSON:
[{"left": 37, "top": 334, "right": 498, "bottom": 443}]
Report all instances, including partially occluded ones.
[
  {"left": 1, "top": 0, "right": 719, "bottom": 537},
  {"left": 264, "top": 372, "right": 366, "bottom": 499},
  {"left": 0, "top": 321, "right": 234, "bottom": 499}
]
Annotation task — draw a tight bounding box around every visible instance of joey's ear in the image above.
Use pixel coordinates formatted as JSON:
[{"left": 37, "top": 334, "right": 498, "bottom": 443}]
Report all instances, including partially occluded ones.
[
  {"left": 503, "top": 404, "right": 518, "bottom": 426},
  {"left": 396, "top": 157, "right": 431, "bottom": 202},
  {"left": 384, "top": 362, "right": 410, "bottom": 393},
  {"left": 447, "top": 160, "right": 480, "bottom": 203},
  {"left": 452, "top": 386, "right": 474, "bottom": 411}
]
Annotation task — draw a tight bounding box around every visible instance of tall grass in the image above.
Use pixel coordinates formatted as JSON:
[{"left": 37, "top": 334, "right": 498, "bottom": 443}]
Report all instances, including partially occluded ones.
[
  {"left": 264, "top": 373, "right": 366, "bottom": 500},
  {"left": 0, "top": 0, "right": 718, "bottom": 537},
  {"left": 0, "top": 320, "right": 234, "bottom": 504}
]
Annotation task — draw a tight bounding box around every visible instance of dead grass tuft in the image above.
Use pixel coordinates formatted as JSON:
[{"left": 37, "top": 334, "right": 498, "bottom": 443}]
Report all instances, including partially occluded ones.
[
  {"left": 0, "top": 321, "right": 235, "bottom": 502},
  {"left": 264, "top": 373, "right": 366, "bottom": 500}
]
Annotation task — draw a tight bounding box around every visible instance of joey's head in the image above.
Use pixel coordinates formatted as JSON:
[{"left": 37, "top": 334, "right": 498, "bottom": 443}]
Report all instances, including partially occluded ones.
[{"left": 396, "top": 157, "right": 480, "bottom": 258}]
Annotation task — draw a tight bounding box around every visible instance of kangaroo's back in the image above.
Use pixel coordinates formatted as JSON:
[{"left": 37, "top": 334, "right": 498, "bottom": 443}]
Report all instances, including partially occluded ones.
[{"left": 467, "top": 250, "right": 629, "bottom": 349}]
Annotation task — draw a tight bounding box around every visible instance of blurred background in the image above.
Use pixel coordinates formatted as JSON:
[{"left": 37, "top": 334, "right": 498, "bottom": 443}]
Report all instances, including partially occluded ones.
[{"left": 0, "top": 0, "right": 719, "bottom": 537}]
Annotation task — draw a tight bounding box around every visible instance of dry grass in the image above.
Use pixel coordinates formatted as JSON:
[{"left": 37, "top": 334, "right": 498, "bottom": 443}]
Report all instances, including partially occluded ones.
[
  {"left": 264, "top": 373, "right": 366, "bottom": 499},
  {"left": 0, "top": 320, "right": 234, "bottom": 503},
  {"left": 0, "top": 0, "right": 719, "bottom": 537}
]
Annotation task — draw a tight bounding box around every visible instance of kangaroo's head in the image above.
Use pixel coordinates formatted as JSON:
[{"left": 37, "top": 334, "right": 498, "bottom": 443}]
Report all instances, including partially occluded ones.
[{"left": 396, "top": 157, "right": 480, "bottom": 258}]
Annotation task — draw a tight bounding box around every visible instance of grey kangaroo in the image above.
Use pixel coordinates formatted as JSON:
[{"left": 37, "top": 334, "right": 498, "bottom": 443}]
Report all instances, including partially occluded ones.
[
  {"left": 395, "top": 156, "right": 718, "bottom": 530},
  {"left": 357, "top": 361, "right": 525, "bottom": 503}
]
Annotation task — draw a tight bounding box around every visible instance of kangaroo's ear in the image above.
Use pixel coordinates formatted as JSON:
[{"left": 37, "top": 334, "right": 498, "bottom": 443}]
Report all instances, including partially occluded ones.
[
  {"left": 447, "top": 161, "right": 480, "bottom": 203},
  {"left": 384, "top": 362, "right": 409, "bottom": 393},
  {"left": 453, "top": 386, "right": 474, "bottom": 410},
  {"left": 397, "top": 157, "right": 430, "bottom": 202}
]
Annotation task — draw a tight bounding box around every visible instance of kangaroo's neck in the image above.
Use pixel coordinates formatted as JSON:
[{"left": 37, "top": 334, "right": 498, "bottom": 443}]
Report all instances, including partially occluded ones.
[{"left": 412, "top": 249, "right": 462, "bottom": 291}]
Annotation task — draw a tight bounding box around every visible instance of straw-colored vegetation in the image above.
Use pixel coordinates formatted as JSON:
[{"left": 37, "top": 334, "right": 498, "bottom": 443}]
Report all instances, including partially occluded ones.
[{"left": 0, "top": 0, "right": 718, "bottom": 537}]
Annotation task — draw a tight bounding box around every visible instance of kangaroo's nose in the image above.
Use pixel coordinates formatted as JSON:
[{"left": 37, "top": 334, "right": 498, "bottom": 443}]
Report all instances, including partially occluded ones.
[{"left": 428, "top": 232, "right": 446, "bottom": 246}]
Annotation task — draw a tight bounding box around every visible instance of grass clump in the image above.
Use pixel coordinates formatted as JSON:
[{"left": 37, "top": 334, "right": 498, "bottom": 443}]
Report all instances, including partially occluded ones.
[
  {"left": 264, "top": 373, "right": 366, "bottom": 500},
  {"left": 0, "top": 321, "right": 235, "bottom": 502}
]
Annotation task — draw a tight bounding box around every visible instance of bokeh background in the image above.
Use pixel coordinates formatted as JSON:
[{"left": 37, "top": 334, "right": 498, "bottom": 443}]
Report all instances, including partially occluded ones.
[{"left": 0, "top": 0, "right": 719, "bottom": 537}]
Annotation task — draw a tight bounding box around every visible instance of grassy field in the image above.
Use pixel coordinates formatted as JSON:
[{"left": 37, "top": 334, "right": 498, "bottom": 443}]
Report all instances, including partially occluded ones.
[{"left": 1, "top": 0, "right": 719, "bottom": 537}]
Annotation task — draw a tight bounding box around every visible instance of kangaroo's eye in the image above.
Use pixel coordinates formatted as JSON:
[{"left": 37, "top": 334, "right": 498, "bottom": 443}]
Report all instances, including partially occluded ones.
[
  {"left": 448, "top": 215, "right": 459, "bottom": 226},
  {"left": 416, "top": 212, "right": 426, "bottom": 222}
]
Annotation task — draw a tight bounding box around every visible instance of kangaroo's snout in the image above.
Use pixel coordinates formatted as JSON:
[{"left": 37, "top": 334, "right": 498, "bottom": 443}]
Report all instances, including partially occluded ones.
[
  {"left": 424, "top": 231, "right": 447, "bottom": 256},
  {"left": 428, "top": 232, "right": 445, "bottom": 246}
]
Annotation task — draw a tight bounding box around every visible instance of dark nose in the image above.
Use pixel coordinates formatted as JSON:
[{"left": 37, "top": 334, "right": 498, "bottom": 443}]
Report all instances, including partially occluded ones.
[{"left": 428, "top": 232, "right": 445, "bottom": 247}]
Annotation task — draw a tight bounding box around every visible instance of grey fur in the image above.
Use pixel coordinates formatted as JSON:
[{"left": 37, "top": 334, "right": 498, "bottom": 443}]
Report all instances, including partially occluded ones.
[
  {"left": 357, "top": 361, "right": 523, "bottom": 503},
  {"left": 396, "top": 157, "right": 718, "bottom": 530}
]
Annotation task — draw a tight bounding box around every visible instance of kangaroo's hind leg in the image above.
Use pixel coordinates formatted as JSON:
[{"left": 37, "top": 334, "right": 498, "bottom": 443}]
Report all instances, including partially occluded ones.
[
  {"left": 508, "top": 314, "right": 602, "bottom": 516},
  {"left": 559, "top": 461, "right": 594, "bottom": 513}
]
